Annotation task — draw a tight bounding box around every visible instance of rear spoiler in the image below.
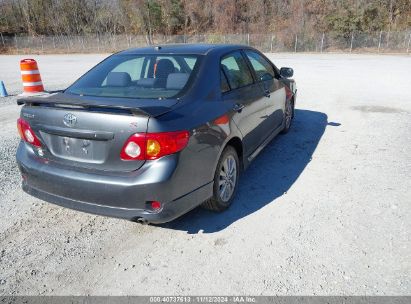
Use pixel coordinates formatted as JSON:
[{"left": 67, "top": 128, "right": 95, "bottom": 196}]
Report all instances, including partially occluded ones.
[{"left": 17, "top": 92, "right": 178, "bottom": 117}]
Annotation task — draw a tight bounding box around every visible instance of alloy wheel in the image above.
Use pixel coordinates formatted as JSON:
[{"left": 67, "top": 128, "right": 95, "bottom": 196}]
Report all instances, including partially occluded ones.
[{"left": 218, "top": 155, "right": 237, "bottom": 202}]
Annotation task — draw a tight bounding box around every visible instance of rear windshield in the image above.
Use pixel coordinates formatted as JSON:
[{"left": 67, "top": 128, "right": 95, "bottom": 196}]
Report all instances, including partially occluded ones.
[{"left": 66, "top": 54, "right": 200, "bottom": 99}]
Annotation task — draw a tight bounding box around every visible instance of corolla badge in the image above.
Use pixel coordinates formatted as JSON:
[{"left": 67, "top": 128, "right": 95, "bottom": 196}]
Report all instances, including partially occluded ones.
[{"left": 63, "top": 113, "right": 77, "bottom": 127}]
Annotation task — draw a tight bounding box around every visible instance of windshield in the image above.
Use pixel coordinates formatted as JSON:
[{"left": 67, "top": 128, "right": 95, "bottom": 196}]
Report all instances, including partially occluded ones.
[{"left": 66, "top": 54, "right": 200, "bottom": 99}]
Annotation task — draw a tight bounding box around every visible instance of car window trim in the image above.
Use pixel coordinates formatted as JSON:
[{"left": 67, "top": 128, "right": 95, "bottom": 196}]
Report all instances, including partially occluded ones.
[
  {"left": 243, "top": 49, "right": 277, "bottom": 82},
  {"left": 220, "top": 49, "right": 256, "bottom": 94},
  {"left": 141, "top": 57, "right": 149, "bottom": 79},
  {"left": 256, "top": 50, "right": 281, "bottom": 79},
  {"left": 243, "top": 47, "right": 281, "bottom": 78},
  {"left": 241, "top": 49, "right": 260, "bottom": 83},
  {"left": 220, "top": 67, "right": 231, "bottom": 93}
]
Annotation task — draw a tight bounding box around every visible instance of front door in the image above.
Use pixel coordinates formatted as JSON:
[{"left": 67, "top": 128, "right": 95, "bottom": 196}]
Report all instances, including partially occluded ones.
[
  {"left": 221, "top": 51, "right": 271, "bottom": 157},
  {"left": 243, "top": 50, "right": 286, "bottom": 130}
]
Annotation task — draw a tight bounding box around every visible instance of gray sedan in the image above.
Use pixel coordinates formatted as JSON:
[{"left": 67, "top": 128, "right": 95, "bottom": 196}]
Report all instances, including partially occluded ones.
[{"left": 16, "top": 44, "right": 297, "bottom": 224}]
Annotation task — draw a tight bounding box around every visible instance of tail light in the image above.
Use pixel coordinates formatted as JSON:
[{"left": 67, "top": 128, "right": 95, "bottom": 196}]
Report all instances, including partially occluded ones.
[
  {"left": 121, "top": 130, "right": 189, "bottom": 161},
  {"left": 17, "top": 118, "right": 42, "bottom": 147}
]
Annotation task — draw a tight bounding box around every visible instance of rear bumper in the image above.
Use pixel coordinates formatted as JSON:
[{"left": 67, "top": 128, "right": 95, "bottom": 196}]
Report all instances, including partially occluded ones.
[
  {"left": 22, "top": 181, "right": 212, "bottom": 224},
  {"left": 16, "top": 142, "right": 212, "bottom": 223}
]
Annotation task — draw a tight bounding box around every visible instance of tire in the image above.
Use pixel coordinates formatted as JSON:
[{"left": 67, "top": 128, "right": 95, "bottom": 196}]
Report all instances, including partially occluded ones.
[
  {"left": 281, "top": 99, "right": 294, "bottom": 134},
  {"left": 202, "top": 146, "right": 240, "bottom": 212}
]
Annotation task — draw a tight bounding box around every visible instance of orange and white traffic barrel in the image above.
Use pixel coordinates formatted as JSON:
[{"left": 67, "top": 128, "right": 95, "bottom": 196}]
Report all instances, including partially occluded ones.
[{"left": 20, "top": 59, "right": 44, "bottom": 95}]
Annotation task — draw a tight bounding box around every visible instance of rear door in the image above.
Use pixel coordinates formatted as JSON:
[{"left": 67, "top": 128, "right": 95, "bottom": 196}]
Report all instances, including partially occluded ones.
[
  {"left": 221, "top": 51, "right": 271, "bottom": 157},
  {"left": 243, "top": 50, "right": 286, "bottom": 130}
]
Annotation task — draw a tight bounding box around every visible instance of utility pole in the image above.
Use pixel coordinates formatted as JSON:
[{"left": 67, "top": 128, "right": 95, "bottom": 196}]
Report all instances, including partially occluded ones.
[
  {"left": 146, "top": 0, "right": 153, "bottom": 45},
  {"left": 0, "top": 33, "right": 5, "bottom": 48},
  {"left": 294, "top": 35, "right": 298, "bottom": 53},
  {"left": 378, "top": 31, "right": 382, "bottom": 52},
  {"left": 350, "top": 33, "right": 354, "bottom": 53},
  {"left": 320, "top": 33, "right": 325, "bottom": 53},
  {"left": 270, "top": 35, "right": 274, "bottom": 52}
]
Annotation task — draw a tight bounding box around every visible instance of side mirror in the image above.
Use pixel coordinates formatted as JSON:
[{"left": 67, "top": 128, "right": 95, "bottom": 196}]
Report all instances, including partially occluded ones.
[
  {"left": 260, "top": 73, "right": 274, "bottom": 82},
  {"left": 280, "top": 67, "right": 293, "bottom": 78}
]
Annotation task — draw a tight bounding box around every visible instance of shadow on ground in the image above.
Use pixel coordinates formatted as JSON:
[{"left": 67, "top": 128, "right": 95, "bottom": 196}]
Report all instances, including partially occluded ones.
[{"left": 160, "top": 109, "right": 334, "bottom": 234}]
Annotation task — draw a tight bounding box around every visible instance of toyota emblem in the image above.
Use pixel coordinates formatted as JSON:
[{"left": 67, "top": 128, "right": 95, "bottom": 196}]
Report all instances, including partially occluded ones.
[{"left": 63, "top": 113, "right": 77, "bottom": 127}]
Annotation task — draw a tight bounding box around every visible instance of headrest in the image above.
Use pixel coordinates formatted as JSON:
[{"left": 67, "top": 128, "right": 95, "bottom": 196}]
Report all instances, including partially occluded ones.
[
  {"left": 106, "top": 72, "right": 131, "bottom": 87},
  {"left": 156, "top": 59, "right": 175, "bottom": 78},
  {"left": 137, "top": 78, "right": 156, "bottom": 88},
  {"left": 166, "top": 73, "right": 189, "bottom": 90}
]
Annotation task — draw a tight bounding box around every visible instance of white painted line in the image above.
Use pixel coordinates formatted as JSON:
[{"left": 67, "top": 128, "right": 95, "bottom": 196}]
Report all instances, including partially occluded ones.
[
  {"left": 23, "top": 81, "right": 43, "bottom": 86},
  {"left": 21, "top": 70, "right": 40, "bottom": 75}
]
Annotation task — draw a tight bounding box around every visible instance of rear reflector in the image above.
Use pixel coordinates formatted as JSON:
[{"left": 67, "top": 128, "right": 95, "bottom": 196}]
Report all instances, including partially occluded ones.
[
  {"left": 17, "top": 118, "right": 42, "bottom": 147},
  {"left": 214, "top": 114, "right": 229, "bottom": 125},
  {"left": 151, "top": 201, "right": 161, "bottom": 210},
  {"left": 121, "top": 130, "right": 189, "bottom": 161}
]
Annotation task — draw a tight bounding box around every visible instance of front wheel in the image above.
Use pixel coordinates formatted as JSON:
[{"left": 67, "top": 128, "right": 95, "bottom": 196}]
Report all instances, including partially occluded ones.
[
  {"left": 281, "top": 99, "right": 294, "bottom": 134},
  {"left": 202, "top": 146, "right": 239, "bottom": 212}
]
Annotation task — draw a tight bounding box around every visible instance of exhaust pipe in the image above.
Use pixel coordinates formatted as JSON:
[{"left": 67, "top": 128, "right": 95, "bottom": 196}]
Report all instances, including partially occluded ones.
[{"left": 135, "top": 217, "right": 149, "bottom": 225}]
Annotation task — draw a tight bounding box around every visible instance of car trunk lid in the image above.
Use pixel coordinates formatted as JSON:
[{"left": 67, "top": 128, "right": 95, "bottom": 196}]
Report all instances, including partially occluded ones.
[{"left": 18, "top": 92, "right": 178, "bottom": 172}]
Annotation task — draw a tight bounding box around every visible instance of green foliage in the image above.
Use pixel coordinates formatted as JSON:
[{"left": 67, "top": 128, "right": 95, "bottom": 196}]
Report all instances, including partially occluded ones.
[
  {"left": 362, "top": 3, "right": 388, "bottom": 32},
  {"left": 327, "top": 6, "right": 362, "bottom": 37},
  {"left": 327, "top": 1, "right": 391, "bottom": 36}
]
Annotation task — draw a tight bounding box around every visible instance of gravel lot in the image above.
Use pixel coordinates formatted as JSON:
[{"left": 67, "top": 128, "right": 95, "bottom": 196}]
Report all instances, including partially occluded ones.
[{"left": 0, "top": 53, "right": 410, "bottom": 295}]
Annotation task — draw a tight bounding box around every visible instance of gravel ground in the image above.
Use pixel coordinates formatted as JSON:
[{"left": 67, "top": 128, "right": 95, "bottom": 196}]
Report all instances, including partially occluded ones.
[{"left": 0, "top": 53, "right": 410, "bottom": 295}]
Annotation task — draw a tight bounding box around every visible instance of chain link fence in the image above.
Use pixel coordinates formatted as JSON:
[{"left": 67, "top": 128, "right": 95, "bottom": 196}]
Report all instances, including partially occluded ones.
[{"left": 1, "top": 31, "right": 410, "bottom": 54}]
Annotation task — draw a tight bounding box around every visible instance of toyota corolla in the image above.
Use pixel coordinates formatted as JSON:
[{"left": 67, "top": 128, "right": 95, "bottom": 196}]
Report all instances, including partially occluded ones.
[{"left": 16, "top": 44, "right": 296, "bottom": 224}]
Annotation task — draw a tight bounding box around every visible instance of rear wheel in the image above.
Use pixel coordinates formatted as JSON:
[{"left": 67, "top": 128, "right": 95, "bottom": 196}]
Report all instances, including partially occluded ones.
[
  {"left": 202, "top": 146, "right": 239, "bottom": 212},
  {"left": 281, "top": 99, "right": 294, "bottom": 134}
]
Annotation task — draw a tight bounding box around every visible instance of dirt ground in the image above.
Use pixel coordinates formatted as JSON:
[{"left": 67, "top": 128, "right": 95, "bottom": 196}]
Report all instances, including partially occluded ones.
[{"left": 0, "top": 53, "right": 410, "bottom": 295}]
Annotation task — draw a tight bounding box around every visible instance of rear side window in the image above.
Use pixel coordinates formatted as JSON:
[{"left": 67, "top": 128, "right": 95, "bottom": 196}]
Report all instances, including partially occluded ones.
[
  {"left": 221, "top": 51, "right": 253, "bottom": 90},
  {"left": 66, "top": 54, "right": 200, "bottom": 99},
  {"left": 244, "top": 50, "right": 275, "bottom": 80}
]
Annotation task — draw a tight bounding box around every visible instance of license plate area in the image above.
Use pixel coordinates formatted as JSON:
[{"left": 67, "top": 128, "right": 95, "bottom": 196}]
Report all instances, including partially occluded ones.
[{"left": 41, "top": 133, "right": 107, "bottom": 163}]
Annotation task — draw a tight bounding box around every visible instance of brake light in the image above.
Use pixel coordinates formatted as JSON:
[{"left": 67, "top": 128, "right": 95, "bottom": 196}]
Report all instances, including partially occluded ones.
[
  {"left": 121, "top": 131, "right": 189, "bottom": 161},
  {"left": 17, "top": 118, "right": 42, "bottom": 147}
]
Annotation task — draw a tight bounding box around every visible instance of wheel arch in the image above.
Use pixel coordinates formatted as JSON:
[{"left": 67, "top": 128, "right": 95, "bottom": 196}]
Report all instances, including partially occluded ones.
[{"left": 224, "top": 136, "right": 244, "bottom": 171}]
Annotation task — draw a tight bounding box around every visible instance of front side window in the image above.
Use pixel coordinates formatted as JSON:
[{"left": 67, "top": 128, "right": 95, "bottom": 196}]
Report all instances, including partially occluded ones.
[
  {"left": 66, "top": 54, "right": 200, "bottom": 99},
  {"left": 244, "top": 50, "right": 275, "bottom": 80},
  {"left": 221, "top": 51, "right": 254, "bottom": 90}
]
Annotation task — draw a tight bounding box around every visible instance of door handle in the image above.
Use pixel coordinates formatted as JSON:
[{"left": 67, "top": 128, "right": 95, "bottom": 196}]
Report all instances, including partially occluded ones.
[
  {"left": 264, "top": 90, "right": 271, "bottom": 98},
  {"left": 233, "top": 103, "right": 245, "bottom": 112}
]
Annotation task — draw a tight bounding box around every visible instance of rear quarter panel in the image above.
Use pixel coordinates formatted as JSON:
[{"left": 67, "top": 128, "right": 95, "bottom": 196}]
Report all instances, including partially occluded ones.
[{"left": 148, "top": 99, "right": 243, "bottom": 196}]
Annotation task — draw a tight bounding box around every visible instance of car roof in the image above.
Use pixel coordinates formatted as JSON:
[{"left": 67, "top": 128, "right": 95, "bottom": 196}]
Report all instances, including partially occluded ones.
[{"left": 117, "top": 44, "right": 248, "bottom": 55}]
